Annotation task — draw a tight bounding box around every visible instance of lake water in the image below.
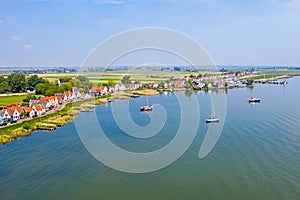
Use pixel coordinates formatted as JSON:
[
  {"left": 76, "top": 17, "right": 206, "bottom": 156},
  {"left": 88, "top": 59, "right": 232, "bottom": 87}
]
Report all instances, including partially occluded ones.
[{"left": 1, "top": 77, "right": 300, "bottom": 200}]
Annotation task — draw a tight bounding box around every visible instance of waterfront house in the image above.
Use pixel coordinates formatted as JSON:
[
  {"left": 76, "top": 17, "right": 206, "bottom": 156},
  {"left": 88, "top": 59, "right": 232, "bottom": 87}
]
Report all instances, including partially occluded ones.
[
  {"left": 124, "top": 84, "right": 142, "bottom": 90},
  {"left": 63, "top": 91, "right": 74, "bottom": 102},
  {"left": 39, "top": 97, "right": 54, "bottom": 111},
  {"left": 32, "top": 104, "right": 46, "bottom": 116},
  {"left": 24, "top": 107, "right": 35, "bottom": 118},
  {"left": 90, "top": 86, "right": 108, "bottom": 96},
  {"left": 174, "top": 79, "right": 186, "bottom": 88},
  {"left": 56, "top": 95, "right": 63, "bottom": 104},
  {"left": 108, "top": 86, "right": 115, "bottom": 93},
  {"left": 0, "top": 108, "right": 11, "bottom": 122},
  {"left": 29, "top": 99, "right": 39, "bottom": 107},
  {"left": 72, "top": 87, "right": 82, "bottom": 99},
  {"left": 7, "top": 107, "right": 21, "bottom": 122},
  {"left": 115, "top": 84, "right": 126, "bottom": 91}
]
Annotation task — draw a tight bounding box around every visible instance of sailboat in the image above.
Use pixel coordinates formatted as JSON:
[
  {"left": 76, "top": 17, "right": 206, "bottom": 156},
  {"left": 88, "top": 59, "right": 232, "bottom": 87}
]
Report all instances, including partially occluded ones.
[
  {"left": 140, "top": 95, "right": 153, "bottom": 112},
  {"left": 206, "top": 105, "right": 219, "bottom": 123}
]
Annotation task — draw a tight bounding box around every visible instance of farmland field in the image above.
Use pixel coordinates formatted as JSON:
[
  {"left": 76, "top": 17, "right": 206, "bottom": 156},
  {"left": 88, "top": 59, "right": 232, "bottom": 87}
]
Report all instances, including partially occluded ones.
[
  {"left": 0, "top": 95, "right": 29, "bottom": 107},
  {"left": 37, "top": 70, "right": 215, "bottom": 84}
]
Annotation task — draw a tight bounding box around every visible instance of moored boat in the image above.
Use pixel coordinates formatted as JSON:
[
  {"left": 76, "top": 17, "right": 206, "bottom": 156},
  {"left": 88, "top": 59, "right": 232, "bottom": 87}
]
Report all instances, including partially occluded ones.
[
  {"left": 130, "top": 94, "right": 140, "bottom": 98},
  {"left": 140, "top": 106, "right": 153, "bottom": 112},
  {"left": 248, "top": 97, "right": 261, "bottom": 103},
  {"left": 206, "top": 117, "right": 220, "bottom": 123},
  {"left": 140, "top": 95, "right": 152, "bottom": 112}
]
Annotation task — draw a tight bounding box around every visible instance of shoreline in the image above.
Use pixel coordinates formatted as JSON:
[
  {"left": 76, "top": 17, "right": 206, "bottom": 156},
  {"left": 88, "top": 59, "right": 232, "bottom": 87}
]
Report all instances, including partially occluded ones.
[
  {"left": 0, "top": 96, "right": 108, "bottom": 145},
  {"left": 0, "top": 77, "right": 295, "bottom": 145}
]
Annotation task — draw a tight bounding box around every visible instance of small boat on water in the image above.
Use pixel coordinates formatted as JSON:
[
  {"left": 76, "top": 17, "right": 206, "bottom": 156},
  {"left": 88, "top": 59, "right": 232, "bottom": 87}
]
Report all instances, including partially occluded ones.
[
  {"left": 140, "top": 95, "right": 152, "bottom": 112},
  {"left": 140, "top": 106, "right": 153, "bottom": 112},
  {"left": 131, "top": 94, "right": 140, "bottom": 98},
  {"left": 206, "top": 117, "right": 220, "bottom": 123},
  {"left": 206, "top": 104, "right": 219, "bottom": 123},
  {"left": 248, "top": 97, "right": 261, "bottom": 103}
]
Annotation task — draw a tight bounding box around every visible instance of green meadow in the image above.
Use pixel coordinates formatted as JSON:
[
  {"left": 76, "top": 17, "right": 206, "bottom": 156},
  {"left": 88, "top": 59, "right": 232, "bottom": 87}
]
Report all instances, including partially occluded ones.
[
  {"left": 0, "top": 95, "right": 29, "bottom": 107},
  {"left": 37, "top": 70, "right": 215, "bottom": 84}
]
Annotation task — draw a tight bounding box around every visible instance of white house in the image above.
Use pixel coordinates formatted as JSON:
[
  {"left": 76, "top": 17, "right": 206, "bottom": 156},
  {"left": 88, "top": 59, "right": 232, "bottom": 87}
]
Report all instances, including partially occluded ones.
[
  {"left": 32, "top": 104, "right": 46, "bottom": 116},
  {"left": 24, "top": 107, "right": 35, "bottom": 118}
]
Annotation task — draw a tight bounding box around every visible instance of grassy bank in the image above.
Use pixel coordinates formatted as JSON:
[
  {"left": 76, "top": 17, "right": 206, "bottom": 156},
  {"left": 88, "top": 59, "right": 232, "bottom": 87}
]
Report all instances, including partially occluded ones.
[
  {"left": 0, "top": 94, "right": 112, "bottom": 145},
  {"left": 0, "top": 103, "right": 73, "bottom": 144}
]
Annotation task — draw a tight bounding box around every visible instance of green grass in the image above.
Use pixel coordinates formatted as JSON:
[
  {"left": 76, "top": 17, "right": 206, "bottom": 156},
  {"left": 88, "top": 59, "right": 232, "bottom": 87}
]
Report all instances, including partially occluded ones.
[
  {"left": 0, "top": 95, "right": 29, "bottom": 106},
  {"left": 37, "top": 71, "right": 215, "bottom": 84},
  {"left": 0, "top": 103, "right": 72, "bottom": 135}
]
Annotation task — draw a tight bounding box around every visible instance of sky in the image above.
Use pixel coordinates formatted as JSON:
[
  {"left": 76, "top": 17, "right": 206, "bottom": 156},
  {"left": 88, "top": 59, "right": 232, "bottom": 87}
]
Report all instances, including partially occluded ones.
[{"left": 0, "top": 0, "right": 300, "bottom": 67}]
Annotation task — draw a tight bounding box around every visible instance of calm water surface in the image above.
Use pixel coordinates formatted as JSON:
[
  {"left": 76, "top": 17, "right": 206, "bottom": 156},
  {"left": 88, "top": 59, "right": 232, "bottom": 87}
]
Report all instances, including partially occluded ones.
[{"left": 1, "top": 77, "right": 300, "bottom": 200}]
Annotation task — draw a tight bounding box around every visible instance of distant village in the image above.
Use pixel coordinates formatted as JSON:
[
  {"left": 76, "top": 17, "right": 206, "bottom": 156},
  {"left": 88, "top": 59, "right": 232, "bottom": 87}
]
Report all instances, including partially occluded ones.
[{"left": 0, "top": 69, "right": 268, "bottom": 126}]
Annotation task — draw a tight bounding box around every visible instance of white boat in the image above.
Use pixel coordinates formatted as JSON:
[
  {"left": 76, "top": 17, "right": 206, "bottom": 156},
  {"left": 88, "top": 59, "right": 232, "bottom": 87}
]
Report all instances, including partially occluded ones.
[
  {"left": 206, "top": 117, "right": 220, "bottom": 123},
  {"left": 206, "top": 105, "right": 219, "bottom": 123},
  {"left": 248, "top": 97, "right": 260, "bottom": 103}
]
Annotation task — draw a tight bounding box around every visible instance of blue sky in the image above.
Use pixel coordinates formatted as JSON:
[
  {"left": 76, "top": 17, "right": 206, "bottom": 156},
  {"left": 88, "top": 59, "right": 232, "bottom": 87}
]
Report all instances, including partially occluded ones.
[{"left": 0, "top": 0, "right": 300, "bottom": 66}]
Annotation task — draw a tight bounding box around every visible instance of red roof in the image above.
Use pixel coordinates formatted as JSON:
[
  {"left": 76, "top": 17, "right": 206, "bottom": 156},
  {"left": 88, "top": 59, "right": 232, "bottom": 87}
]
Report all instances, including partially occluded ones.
[
  {"left": 6, "top": 108, "right": 14, "bottom": 116},
  {"left": 64, "top": 91, "right": 73, "bottom": 97},
  {"left": 11, "top": 106, "right": 23, "bottom": 114},
  {"left": 34, "top": 104, "right": 44, "bottom": 111},
  {"left": 56, "top": 96, "right": 62, "bottom": 102},
  {"left": 90, "top": 86, "right": 106, "bottom": 93},
  {"left": 24, "top": 107, "right": 33, "bottom": 113}
]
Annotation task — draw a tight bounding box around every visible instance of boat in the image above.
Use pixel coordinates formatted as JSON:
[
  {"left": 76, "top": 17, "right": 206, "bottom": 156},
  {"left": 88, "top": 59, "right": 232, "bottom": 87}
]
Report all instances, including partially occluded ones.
[
  {"left": 130, "top": 94, "right": 140, "bottom": 98},
  {"left": 140, "top": 95, "right": 152, "bottom": 112},
  {"left": 248, "top": 97, "right": 261, "bottom": 103},
  {"left": 206, "top": 104, "right": 219, "bottom": 123},
  {"left": 140, "top": 106, "right": 153, "bottom": 112},
  {"left": 206, "top": 117, "right": 220, "bottom": 123}
]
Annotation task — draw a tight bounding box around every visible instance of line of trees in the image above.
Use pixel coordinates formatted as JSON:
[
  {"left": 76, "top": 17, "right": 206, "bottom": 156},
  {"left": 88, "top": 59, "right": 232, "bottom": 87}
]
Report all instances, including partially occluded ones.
[{"left": 0, "top": 74, "right": 92, "bottom": 96}]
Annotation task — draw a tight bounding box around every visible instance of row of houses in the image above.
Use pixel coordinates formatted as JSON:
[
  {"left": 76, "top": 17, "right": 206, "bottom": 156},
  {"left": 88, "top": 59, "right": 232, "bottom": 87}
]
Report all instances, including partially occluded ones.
[
  {"left": 0, "top": 88, "right": 90, "bottom": 125},
  {"left": 89, "top": 84, "right": 142, "bottom": 96},
  {"left": 0, "top": 104, "right": 46, "bottom": 124}
]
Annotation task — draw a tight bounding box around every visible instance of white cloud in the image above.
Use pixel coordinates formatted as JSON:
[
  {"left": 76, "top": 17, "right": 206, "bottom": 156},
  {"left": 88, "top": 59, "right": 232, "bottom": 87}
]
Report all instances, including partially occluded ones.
[
  {"left": 24, "top": 44, "right": 34, "bottom": 50},
  {"left": 0, "top": 19, "right": 3, "bottom": 24},
  {"left": 11, "top": 35, "right": 23, "bottom": 41}
]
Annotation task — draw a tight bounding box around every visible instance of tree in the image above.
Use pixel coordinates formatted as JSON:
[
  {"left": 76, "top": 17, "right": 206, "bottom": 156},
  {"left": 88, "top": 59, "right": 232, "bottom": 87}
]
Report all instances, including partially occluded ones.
[
  {"left": 35, "top": 83, "right": 52, "bottom": 95},
  {"left": 225, "top": 81, "right": 229, "bottom": 88},
  {"left": 185, "top": 80, "right": 192, "bottom": 88},
  {"left": 246, "top": 78, "right": 254, "bottom": 86},
  {"left": 7, "top": 73, "right": 26, "bottom": 92},
  {"left": 23, "top": 94, "right": 37, "bottom": 102},
  {"left": 0, "top": 76, "right": 9, "bottom": 93},
  {"left": 27, "top": 75, "right": 42, "bottom": 90},
  {"left": 59, "top": 76, "right": 72, "bottom": 83},
  {"left": 121, "top": 75, "right": 131, "bottom": 84},
  {"left": 74, "top": 75, "right": 90, "bottom": 91},
  {"left": 61, "top": 82, "right": 73, "bottom": 92},
  {"left": 76, "top": 75, "right": 88, "bottom": 82}
]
